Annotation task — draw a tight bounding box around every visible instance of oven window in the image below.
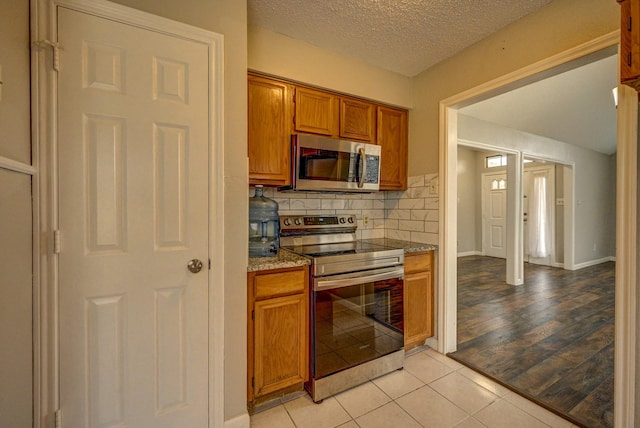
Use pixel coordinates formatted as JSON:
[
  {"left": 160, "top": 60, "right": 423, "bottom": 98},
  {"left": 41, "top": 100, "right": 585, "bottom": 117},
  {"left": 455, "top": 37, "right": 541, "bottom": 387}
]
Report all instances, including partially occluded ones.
[
  {"left": 299, "top": 148, "right": 357, "bottom": 182},
  {"left": 313, "top": 278, "right": 403, "bottom": 379}
]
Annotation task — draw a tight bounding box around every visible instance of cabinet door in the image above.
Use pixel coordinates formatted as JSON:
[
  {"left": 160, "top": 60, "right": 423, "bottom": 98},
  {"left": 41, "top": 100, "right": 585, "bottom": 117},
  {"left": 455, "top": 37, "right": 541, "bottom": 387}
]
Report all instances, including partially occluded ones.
[
  {"left": 253, "top": 293, "right": 308, "bottom": 398},
  {"left": 294, "top": 87, "right": 339, "bottom": 136},
  {"left": 340, "top": 97, "right": 375, "bottom": 142},
  {"left": 377, "top": 106, "right": 408, "bottom": 190},
  {"left": 248, "top": 74, "right": 293, "bottom": 185},
  {"left": 404, "top": 252, "right": 434, "bottom": 349},
  {"left": 619, "top": 0, "right": 640, "bottom": 89}
]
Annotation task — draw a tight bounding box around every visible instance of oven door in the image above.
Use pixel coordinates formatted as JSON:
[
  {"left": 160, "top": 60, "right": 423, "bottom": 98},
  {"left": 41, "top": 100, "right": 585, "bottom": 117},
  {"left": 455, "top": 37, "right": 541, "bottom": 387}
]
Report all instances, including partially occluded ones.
[{"left": 311, "top": 266, "right": 404, "bottom": 380}]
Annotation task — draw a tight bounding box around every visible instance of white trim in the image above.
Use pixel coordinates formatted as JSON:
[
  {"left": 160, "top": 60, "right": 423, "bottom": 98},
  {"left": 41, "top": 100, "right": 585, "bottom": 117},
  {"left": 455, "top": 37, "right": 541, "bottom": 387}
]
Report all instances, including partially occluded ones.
[
  {"left": 614, "top": 82, "right": 637, "bottom": 428},
  {"left": 442, "top": 32, "right": 619, "bottom": 108},
  {"left": 458, "top": 138, "right": 520, "bottom": 155},
  {"left": 35, "top": 0, "right": 226, "bottom": 426},
  {"left": 437, "top": 102, "right": 457, "bottom": 353},
  {"left": 456, "top": 250, "right": 482, "bottom": 257},
  {"left": 207, "top": 22, "right": 226, "bottom": 428},
  {"left": 573, "top": 256, "right": 616, "bottom": 270},
  {"left": 0, "top": 156, "right": 37, "bottom": 175},
  {"left": 34, "top": 0, "right": 61, "bottom": 424},
  {"left": 439, "top": 30, "right": 633, "bottom": 425},
  {"left": 54, "top": 0, "right": 220, "bottom": 42},
  {"left": 30, "top": 0, "right": 42, "bottom": 424}
]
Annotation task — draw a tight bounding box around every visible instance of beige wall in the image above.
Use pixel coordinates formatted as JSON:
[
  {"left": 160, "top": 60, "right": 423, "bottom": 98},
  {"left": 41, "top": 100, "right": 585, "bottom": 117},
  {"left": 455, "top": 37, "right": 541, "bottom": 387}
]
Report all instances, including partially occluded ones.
[
  {"left": 248, "top": 25, "right": 413, "bottom": 108},
  {"left": 0, "top": 1, "right": 33, "bottom": 427},
  {"left": 411, "top": 0, "right": 619, "bottom": 175},
  {"left": 0, "top": 0, "right": 31, "bottom": 163},
  {"left": 456, "top": 147, "right": 480, "bottom": 254},
  {"left": 109, "top": 0, "right": 249, "bottom": 421}
]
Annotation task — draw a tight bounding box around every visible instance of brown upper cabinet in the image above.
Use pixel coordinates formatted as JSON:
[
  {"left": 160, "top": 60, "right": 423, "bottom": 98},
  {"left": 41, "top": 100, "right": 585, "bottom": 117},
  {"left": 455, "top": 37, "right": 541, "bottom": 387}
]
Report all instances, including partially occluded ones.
[
  {"left": 619, "top": 0, "right": 640, "bottom": 90},
  {"left": 248, "top": 74, "right": 293, "bottom": 186},
  {"left": 294, "top": 86, "right": 339, "bottom": 137},
  {"left": 248, "top": 72, "right": 409, "bottom": 190},
  {"left": 339, "top": 97, "right": 376, "bottom": 142},
  {"left": 377, "top": 106, "right": 408, "bottom": 190}
]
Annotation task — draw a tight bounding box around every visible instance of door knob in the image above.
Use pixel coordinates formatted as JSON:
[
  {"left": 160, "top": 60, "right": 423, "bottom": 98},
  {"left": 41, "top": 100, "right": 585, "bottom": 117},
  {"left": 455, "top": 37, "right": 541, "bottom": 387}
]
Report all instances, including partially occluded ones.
[{"left": 187, "top": 259, "right": 204, "bottom": 273}]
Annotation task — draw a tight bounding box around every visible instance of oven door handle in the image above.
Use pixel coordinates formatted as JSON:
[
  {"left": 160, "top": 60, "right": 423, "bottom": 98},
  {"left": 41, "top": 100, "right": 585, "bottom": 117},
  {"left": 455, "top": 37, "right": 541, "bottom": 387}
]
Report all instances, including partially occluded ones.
[{"left": 315, "top": 267, "right": 404, "bottom": 291}]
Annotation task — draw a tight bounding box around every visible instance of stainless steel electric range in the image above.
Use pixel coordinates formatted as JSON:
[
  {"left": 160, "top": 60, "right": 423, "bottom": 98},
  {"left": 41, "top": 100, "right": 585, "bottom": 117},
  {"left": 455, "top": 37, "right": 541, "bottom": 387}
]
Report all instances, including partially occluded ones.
[{"left": 280, "top": 214, "right": 405, "bottom": 402}]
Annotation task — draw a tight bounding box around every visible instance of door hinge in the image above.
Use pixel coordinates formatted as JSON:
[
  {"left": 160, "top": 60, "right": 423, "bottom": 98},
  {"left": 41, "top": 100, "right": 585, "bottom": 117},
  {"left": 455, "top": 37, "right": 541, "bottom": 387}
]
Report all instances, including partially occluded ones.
[
  {"left": 251, "top": 310, "right": 255, "bottom": 321},
  {"left": 251, "top": 377, "right": 254, "bottom": 388},
  {"left": 208, "top": 259, "right": 211, "bottom": 270},
  {"left": 54, "top": 409, "right": 62, "bottom": 428},
  {"left": 53, "top": 230, "right": 61, "bottom": 254},
  {"left": 35, "top": 40, "right": 62, "bottom": 72}
]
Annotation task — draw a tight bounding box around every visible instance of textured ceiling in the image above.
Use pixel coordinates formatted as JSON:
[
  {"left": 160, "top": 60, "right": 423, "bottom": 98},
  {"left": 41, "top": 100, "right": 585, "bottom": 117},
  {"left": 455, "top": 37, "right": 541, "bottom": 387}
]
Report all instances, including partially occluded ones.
[
  {"left": 248, "top": 0, "right": 553, "bottom": 76},
  {"left": 248, "top": 0, "right": 616, "bottom": 155}
]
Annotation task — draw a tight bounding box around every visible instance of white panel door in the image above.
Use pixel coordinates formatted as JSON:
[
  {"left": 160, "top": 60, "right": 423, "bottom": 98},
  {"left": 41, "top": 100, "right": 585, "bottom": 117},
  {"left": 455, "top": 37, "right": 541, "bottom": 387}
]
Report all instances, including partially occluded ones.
[
  {"left": 57, "top": 7, "right": 210, "bottom": 427},
  {"left": 483, "top": 173, "right": 507, "bottom": 258}
]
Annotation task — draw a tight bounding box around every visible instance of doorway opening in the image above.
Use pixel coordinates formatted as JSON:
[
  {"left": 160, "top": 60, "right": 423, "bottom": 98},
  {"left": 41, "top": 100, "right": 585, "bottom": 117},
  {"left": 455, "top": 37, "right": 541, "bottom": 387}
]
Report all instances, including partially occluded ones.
[{"left": 437, "top": 32, "right": 627, "bottom": 427}]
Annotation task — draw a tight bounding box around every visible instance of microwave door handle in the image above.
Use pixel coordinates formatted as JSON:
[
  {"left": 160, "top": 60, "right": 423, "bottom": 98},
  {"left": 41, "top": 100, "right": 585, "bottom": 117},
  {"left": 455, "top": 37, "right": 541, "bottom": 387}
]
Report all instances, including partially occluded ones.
[
  {"left": 315, "top": 268, "right": 404, "bottom": 291},
  {"left": 358, "top": 147, "right": 366, "bottom": 188}
]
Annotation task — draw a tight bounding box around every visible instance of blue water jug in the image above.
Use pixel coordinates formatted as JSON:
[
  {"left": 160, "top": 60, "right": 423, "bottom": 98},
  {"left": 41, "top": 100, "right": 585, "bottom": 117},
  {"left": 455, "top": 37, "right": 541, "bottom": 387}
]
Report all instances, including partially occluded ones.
[{"left": 248, "top": 186, "right": 280, "bottom": 257}]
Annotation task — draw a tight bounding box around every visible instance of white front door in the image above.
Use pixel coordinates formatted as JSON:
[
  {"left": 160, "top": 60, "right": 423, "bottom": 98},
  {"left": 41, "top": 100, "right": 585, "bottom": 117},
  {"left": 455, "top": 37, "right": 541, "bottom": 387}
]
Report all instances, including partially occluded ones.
[
  {"left": 482, "top": 173, "right": 507, "bottom": 258},
  {"left": 57, "top": 7, "right": 211, "bottom": 427}
]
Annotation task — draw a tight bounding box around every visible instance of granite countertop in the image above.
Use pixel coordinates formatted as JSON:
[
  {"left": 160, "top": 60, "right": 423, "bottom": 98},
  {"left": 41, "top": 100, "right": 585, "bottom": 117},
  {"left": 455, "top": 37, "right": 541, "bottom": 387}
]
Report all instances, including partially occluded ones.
[
  {"left": 247, "top": 248, "right": 311, "bottom": 272},
  {"left": 362, "top": 238, "right": 438, "bottom": 253},
  {"left": 247, "top": 240, "right": 437, "bottom": 272}
]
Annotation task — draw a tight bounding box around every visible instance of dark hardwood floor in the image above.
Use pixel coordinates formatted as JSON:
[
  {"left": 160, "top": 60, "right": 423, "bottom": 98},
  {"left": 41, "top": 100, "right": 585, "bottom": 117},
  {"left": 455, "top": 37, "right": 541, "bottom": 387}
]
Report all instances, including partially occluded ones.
[{"left": 448, "top": 255, "right": 614, "bottom": 428}]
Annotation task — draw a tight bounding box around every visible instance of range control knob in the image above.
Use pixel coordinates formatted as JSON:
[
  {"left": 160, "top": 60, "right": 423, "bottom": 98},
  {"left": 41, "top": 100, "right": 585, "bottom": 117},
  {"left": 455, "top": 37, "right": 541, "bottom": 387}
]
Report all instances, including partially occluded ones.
[
  {"left": 294, "top": 218, "right": 302, "bottom": 225},
  {"left": 283, "top": 218, "right": 291, "bottom": 226},
  {"left": 339, "top": 217, "right": 346, "bottom": 224},
  {"left": 347, "top": 217, "right": 355, "bottom": 224}
]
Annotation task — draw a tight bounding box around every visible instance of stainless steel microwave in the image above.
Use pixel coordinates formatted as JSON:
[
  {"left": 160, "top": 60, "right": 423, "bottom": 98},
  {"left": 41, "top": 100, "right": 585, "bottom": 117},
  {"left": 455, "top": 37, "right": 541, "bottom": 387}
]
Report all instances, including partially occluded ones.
[{"left": 279, "top": 134, "right": 381, "bottom": 193}]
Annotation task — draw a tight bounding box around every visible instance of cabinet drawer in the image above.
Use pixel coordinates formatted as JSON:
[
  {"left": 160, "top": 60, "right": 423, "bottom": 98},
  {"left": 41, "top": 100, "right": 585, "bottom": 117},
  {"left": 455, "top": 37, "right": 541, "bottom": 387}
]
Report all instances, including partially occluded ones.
[
  {"left": 253, "top": 269, "right": 307, "bottom": 299},
  {"left": 405, "top": 252, "right": 432, "bottom": 274}
]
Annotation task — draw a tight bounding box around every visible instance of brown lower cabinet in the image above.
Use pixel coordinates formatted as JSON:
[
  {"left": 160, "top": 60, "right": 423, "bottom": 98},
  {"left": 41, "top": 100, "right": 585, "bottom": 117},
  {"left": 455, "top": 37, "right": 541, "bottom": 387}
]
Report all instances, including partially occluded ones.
[
  {"left": 404, "top": 251, "right": 434, "bottom": 350},
  {"left": 247, "top": 265, "right": 309, "bottom": 406}
]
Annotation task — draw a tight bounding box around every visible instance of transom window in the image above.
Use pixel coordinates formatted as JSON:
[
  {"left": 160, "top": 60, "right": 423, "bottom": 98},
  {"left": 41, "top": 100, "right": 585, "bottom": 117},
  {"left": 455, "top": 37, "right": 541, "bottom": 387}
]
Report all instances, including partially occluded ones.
[{"left": 486, "top": 154, "right": 507, "bottom": 168}]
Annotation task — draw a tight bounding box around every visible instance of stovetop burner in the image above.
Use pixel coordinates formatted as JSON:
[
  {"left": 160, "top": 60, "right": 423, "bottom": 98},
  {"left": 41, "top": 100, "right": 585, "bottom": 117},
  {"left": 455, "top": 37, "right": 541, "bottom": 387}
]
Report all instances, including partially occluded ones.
[
  {"left": 285, "top": 240, "right": 400, "bottom": 258},
  {"left": 279, "top": 214, "right": 404, "bottom": 276}
]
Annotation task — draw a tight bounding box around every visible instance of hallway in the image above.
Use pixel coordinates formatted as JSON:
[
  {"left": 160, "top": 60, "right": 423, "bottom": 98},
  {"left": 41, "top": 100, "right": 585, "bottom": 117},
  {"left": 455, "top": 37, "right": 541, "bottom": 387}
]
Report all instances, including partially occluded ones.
[{"left": 450, "top": 256, "right": 614, "bottom": 428}]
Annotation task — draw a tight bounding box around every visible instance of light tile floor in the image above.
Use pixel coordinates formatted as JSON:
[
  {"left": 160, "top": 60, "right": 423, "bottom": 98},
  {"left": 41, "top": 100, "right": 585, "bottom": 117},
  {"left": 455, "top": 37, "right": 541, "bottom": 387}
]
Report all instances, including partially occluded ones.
[{"left": 250, "top": 348, "right": 581, "bottom": 428}]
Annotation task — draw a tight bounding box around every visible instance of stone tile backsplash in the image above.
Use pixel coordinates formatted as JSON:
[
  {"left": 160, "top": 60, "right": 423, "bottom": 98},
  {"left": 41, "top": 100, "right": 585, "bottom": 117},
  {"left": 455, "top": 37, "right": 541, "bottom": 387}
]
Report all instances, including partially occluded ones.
[{"left": 250, "top": 173, "right": 438, "bottom": 244}]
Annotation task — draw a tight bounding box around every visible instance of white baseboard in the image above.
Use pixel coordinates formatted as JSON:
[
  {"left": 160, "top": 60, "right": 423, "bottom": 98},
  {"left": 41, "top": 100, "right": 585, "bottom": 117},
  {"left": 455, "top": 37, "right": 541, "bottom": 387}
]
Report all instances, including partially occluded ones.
[
  {"left": 457, "top": 250, "right": 482, "bottom": 257},
  {"left": 572, "top": 256, "right": 616, "bottom": 270},
  {"left": 224, "top": 412, "right": 250, "bottom": 428}
]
